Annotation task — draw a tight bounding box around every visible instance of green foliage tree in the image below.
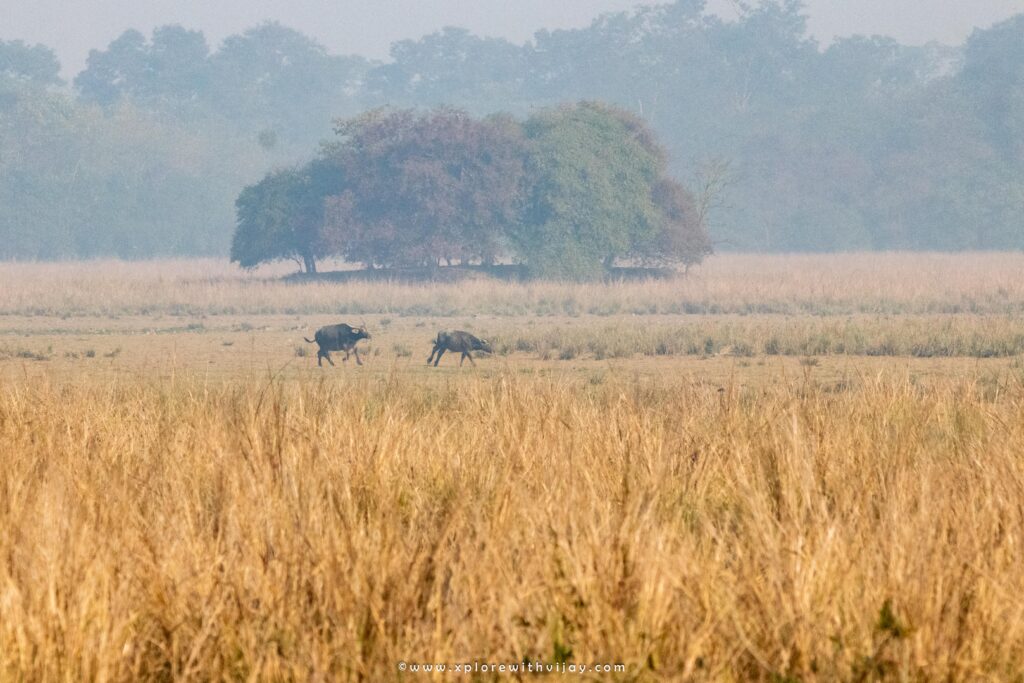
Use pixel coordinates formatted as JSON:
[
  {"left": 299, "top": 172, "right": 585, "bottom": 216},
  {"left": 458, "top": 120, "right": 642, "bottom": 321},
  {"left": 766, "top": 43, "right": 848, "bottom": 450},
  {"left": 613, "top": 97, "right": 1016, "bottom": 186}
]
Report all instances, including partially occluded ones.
[
  {"left": 515, "top": 102, "right": 692, "bottom": 279},
  {"left": 231, "top": 160, "right": 343, "bottom": 272}
]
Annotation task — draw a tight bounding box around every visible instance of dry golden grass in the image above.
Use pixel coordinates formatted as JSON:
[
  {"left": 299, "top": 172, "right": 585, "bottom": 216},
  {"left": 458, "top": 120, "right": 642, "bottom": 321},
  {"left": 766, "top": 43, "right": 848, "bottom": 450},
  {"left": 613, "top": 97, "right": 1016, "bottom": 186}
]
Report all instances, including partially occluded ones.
[
  {"left": 0, "top": 372, "right": 1023, "bottom": 680},
  {"left": 492, "top": 315, "right": 1024, "bottom": 359},
  {"left": 2, "top": 254, "right": 1024, "bottom": 681},
  {"left": 2, "top": 252, "right": 1024, "bottom": 317},
  {"left": 2, "top": 310, "right": 1022, "bottom": 391}
]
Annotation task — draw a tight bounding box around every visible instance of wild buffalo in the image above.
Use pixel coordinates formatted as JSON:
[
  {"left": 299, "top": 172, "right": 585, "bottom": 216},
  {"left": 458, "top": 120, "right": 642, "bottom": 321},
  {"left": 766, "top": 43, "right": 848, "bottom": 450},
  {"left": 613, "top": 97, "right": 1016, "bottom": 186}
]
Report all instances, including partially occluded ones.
[
  {"left": 304, "top": 323, "right": 371, "bottom": 367},
  {"left": 427, "top": 330, "right": 493, "bottom": 367}
]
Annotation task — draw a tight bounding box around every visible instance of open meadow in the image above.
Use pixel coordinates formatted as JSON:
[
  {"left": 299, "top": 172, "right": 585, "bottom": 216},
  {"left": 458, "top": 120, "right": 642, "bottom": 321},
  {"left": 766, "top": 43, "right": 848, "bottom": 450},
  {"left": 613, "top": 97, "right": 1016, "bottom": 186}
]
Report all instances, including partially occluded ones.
[{"left": 2, "top": 253, "right": 1024, "bottom": 680}]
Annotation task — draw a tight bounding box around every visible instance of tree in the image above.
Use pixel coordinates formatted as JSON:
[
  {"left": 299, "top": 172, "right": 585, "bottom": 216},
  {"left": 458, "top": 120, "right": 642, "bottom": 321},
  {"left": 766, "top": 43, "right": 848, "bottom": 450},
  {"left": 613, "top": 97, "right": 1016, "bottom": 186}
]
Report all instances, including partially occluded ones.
[
  {"left": 322, "top": 107, "right": 526, "bottom": 268},
  {"left": 514, "top": 102, "right": 706, "bottom": 279},
  {"left": 208, "top": 22, "right": 368, "bottom": 146},
  {"left": 0, "top": 40, "right": 61, "bottom": 86},
  {"left": 961, "top": 14, "right": 1024, "bottom": 160},
  {"left": 231, "top": 160, "right": 343, "bottom": 272},
  {"left": 74, "top": 30, "right": 151, "bottom": 105},
  {"left": 640, "top": 178, "right": 712, "bottom": 268},
  {"left": 73, "top": 26, "right": 212, "bottom": 112},
  {"left": 366, "top": 28, "right": 528, "bottom": 114},
  {"left": 144, "top": 26, "right": 211, "bottom": 104}
]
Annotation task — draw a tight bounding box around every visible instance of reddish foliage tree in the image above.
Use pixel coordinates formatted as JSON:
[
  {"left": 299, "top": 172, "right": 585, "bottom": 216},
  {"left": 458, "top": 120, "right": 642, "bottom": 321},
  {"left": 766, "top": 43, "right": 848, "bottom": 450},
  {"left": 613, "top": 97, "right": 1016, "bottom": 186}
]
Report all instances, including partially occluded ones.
[
  {"left": 644, "top": 178, "right": 713, "bottom": 268},
  {"left": 323, "top": 107, "right": 525, "bottom": 268}
]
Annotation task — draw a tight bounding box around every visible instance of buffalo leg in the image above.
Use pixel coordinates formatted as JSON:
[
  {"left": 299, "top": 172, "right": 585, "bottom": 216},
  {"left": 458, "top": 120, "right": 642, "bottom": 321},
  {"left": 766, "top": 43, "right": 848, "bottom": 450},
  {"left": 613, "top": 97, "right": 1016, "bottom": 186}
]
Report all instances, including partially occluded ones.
[
  {"left": 322, "top": 350, "right": 335, "bottom": 367},
  {"left": 353, "top": 347, "right": 363, "bottom": 365},
  {"left": 433, "top": 348, "right": 446, "bottom": 366},
  {"left": 426, "top": 346, "right": 437, "bottom": 365}
]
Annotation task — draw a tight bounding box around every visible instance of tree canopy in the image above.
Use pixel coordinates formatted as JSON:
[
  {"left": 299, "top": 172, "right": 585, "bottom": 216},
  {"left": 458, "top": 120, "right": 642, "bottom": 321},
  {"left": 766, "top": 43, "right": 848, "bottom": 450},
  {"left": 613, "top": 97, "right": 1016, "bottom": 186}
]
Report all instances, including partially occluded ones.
[
  {"left": 231, "top": 105, "right": 710, "bottom": 278},
  {"left": 515, "top": 103, "right": 672, "bottom": 278},
  {"left": 0, "top": 40, "right": 61, "bottom": 86},
  {"left": 231, "top": 159, "right": 343, "bottom": 272},
  {"left": 321, "top": 108, "right": 526, "bottom": 269}
]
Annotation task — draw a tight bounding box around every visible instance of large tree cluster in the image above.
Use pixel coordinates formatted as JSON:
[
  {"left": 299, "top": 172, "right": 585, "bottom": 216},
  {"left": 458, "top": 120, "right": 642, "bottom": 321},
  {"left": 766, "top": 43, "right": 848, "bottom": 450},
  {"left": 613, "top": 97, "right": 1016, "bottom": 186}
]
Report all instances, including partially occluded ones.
[{"left": 231, "top": 104, "right": 710, "bottom": 278}]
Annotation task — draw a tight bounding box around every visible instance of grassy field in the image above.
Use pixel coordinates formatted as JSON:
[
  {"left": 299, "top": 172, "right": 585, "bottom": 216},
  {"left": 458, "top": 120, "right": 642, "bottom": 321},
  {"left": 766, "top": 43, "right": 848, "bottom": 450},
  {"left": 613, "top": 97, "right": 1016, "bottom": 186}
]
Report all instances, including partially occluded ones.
[
  {"left": 2, "top": 252, "right": 1024, "bottom": 317},
  {"left": 1, "top": 254, "right": 1024, "bottom": 680}
]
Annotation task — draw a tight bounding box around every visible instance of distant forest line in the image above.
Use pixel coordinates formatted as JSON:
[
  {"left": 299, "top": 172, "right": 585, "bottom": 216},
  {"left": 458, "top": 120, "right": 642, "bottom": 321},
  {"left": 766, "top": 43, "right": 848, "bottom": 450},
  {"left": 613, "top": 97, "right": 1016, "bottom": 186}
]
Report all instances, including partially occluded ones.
[{"left": 1, "top": 0, "right": 1022, "bottom": 260}]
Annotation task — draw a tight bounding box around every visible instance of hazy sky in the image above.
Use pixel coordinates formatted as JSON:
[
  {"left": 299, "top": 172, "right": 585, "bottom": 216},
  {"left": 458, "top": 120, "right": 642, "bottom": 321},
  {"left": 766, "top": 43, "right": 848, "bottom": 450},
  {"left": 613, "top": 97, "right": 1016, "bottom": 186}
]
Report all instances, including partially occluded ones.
[{"left": 4, "top": 0, "right": 1023, "bottom": 77}]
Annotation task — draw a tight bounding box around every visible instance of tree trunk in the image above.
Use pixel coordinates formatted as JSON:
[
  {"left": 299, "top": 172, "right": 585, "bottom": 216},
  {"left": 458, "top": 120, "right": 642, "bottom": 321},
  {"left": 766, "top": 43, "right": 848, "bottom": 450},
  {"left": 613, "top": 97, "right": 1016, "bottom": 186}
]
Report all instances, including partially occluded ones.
[{"left": 303, "top": 254, "right": 317, "bottom": 274}]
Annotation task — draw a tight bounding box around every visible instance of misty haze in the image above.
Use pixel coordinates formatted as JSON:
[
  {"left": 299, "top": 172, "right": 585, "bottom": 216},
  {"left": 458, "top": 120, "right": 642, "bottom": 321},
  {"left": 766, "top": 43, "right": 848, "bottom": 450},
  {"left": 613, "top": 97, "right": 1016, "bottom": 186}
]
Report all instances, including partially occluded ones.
[
  {"left": 2, "top": 0, "right": 1023, "bottom": 259},
  {"left": 2, "top": 1, "right": 1024, "bottom": 680}
]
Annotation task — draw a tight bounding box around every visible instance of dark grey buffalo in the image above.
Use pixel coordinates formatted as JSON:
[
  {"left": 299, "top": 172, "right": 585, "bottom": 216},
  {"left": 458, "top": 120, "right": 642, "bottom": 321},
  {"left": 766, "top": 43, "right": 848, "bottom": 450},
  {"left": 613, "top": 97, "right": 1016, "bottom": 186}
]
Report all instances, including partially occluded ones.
[
  {"left": 427, "top": 330, "right": 493, "bottom": 367},
  {"left": 304, "top": 323, "right": 371, "bottom": 367}
]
